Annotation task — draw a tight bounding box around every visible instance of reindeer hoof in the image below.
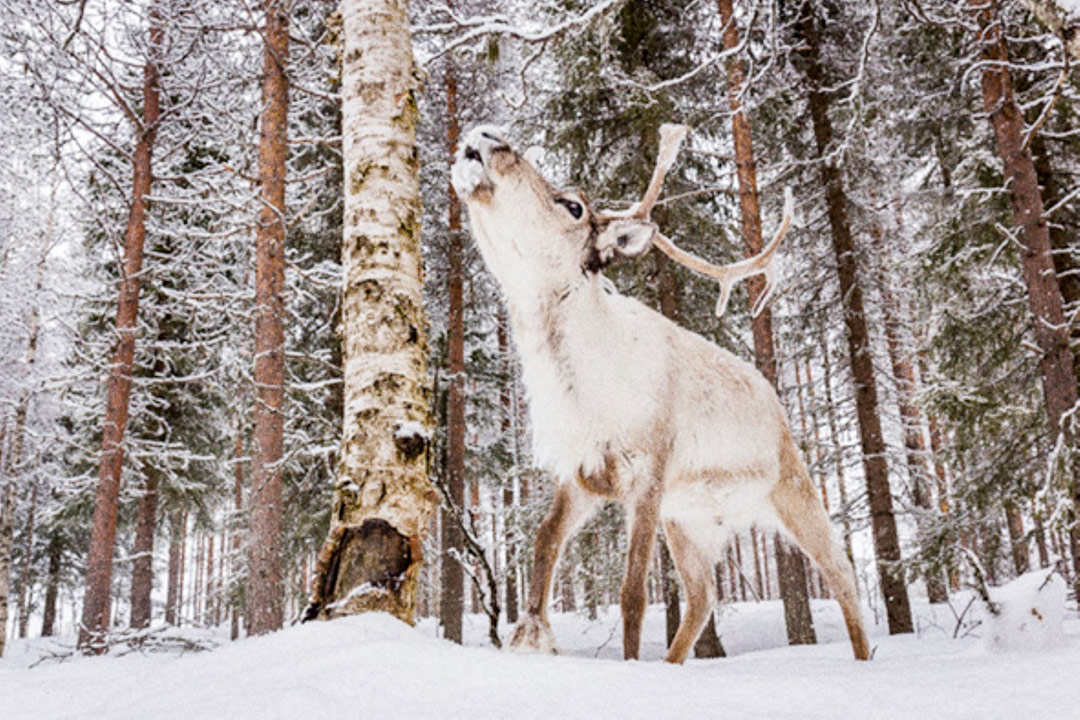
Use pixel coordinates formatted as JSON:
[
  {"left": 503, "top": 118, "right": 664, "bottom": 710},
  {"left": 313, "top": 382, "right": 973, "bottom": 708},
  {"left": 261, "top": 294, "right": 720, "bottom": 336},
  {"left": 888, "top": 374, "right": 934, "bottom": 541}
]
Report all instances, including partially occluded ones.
[{"left": 508, "top": 615, "right": 558, "bottom": 654}]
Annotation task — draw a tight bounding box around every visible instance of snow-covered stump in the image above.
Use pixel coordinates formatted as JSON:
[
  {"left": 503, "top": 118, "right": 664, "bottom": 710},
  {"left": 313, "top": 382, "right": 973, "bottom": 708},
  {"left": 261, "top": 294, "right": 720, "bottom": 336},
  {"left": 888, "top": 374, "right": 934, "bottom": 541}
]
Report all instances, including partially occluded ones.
[{"left": 982, "top": 571, "right": 1067, "bottom": 653}]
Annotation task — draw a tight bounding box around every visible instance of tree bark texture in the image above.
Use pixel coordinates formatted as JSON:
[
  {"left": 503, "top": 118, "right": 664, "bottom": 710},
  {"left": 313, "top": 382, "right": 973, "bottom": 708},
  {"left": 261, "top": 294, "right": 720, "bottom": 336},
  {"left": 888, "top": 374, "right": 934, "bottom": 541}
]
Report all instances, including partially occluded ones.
[
  {"left": 1031, "top": 137, "right": 1080, "bottom": 386},
  {"left": 247, "top": 0, "right": 290, "bottom": 637},
  {"left": 79, "top": 7, "right": 162, "bottom": 652},
  {"left": 972, "top": 0, "right": 1080, "bottom": 585},
  {"left": 231, "top": 425, "right": 245, "bottom": 639},
  {"left": 1004, "top": 502, "right": 1031, "bottom": 576},
  {"left": 166, "top": 509, "right": 184, "bottom": 626},
  {"left": 498, "top": 312, "right": 519, "bottom": 624},
  {"left": 0, "top": 482, "right": 13, "bottom": 656},
  {"left": 130, "top": 470, "right": 159, "bottom": 629},
  {"left": 795, "top": 0, "right": 913, "bottom": 634},
  {"left": 693, "top": 611, "right": 726, "bottom": 658},
  {"left": 720, "top": 0, "right": 815, "bottom": 644},
  {"left": 41, "top": 535, "right": 61, "bottom": 637},
  {"left": 819, "top": 329, "right": 855, "bottom": 565},
  {"left": 16, "top": 476, "right": 36, "bottom": 638},
  {"left": 309, "top": 0, "right": 434, "bottom": 624},
  {"left": 439, "top": 58, "right": 466, "bottom": 644}
]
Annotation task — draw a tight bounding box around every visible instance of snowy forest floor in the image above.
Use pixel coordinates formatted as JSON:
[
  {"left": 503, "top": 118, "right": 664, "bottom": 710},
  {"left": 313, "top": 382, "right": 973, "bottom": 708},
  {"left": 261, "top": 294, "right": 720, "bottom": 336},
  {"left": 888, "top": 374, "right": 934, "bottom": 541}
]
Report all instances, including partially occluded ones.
[{"left": 3, "top": 589, "right": 1079, "bottom": 720}]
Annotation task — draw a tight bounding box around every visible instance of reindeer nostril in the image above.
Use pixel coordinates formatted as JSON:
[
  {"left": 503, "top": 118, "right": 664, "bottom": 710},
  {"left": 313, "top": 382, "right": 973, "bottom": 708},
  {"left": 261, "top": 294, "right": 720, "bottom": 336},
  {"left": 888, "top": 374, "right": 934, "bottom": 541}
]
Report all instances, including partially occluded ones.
[
  {"left": 617, "top": 234, "right": 630, "bottom": 248},
  {"left": 464, "top": 146, "right": 482, "bottom": 163},
  {"left": 481, "top": 131, "right": 500, "bottom": 141}
]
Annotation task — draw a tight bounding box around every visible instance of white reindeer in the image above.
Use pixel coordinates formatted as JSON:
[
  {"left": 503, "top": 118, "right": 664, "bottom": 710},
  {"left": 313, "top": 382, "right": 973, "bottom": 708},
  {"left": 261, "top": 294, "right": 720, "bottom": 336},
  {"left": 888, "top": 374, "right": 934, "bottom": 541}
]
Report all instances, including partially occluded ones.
[{"left": 451, "top": 124, "right": 869, "bottom": 663}]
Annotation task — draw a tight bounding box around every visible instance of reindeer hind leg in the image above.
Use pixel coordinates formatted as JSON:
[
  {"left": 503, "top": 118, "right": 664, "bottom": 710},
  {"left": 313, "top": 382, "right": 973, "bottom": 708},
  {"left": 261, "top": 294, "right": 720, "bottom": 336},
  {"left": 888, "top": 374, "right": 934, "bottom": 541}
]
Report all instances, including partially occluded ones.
[
  {"left": 661, "top": 519, "right": 718, "bottom": 664},
  {"left": 770, "top": 473, "right": 870, "bottom": 660}
]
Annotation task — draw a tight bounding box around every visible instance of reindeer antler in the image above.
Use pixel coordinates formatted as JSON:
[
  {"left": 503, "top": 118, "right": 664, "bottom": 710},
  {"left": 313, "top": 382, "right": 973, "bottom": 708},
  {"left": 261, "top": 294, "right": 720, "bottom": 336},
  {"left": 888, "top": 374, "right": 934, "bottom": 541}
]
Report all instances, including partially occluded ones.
[{"left": 628, "top": 123, "right": 793, "bottom": 317}]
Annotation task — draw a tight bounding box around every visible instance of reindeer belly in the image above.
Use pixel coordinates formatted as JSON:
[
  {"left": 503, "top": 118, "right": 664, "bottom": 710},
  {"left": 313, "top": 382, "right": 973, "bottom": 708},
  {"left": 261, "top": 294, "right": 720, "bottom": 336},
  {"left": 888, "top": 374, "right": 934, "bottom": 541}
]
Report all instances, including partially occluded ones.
[{"left": 661, "top": 473, "right": 780, "bottom": 557}]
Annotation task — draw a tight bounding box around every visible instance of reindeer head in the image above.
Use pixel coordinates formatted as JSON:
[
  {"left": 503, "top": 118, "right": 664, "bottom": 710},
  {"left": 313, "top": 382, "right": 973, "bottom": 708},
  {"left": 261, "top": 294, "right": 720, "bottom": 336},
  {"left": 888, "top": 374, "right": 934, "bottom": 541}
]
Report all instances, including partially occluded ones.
[
  {"left": 452, "top": 124, "right": 793, "bottom": 315},
  {"left": 451, "top": 126, "right": 658, "bottom": 291}
]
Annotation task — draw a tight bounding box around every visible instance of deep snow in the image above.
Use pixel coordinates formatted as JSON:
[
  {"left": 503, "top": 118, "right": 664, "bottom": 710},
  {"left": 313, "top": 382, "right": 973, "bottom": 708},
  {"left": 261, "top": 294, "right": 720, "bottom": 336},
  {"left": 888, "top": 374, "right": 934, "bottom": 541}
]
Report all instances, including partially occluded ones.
[{"left": 2, "top": 576, "right": 1078, "bottom": 720}]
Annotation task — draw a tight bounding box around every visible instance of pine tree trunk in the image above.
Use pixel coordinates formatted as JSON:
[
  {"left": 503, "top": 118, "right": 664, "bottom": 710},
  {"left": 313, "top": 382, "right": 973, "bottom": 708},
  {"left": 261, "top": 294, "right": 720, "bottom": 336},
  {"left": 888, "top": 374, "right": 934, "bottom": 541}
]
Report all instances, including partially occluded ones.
[
  {"left": 0, "top": 482, "right": 13, "bottom": 656},
  {"left": 499, "top": 312, "right": 519, "bottom": 624},
  {"left": 1004, "top": 502, "right": 1031, "bottom": 576},
  {"left": 231, "top": 426, "right": 244, "bottom": 639},
  {"left": 720, "top": 0, "right": 816, "bottom": 644},
  {"left": 439, "top": 58, "right": 466, "bottom": 644},
  {"left": 1031, "top": 137, "right": 1080, "bottom": 386},
  {"left": 41, "top": 535, "right": 61, "bottom": 637},
  {"left": 693, "top": 611, "right": 725, "bottom": 658},
  {"left": 819, "top": 328, "right": 855, "bottom": 564},
  {"left": 79, "top": 6, "right": 162, "bottom": 652},
  {"left": 166, "top": 509, "right": 184, "bottom": 626},
  {"left": 877, "top": 241, "right": 949, "bottom": 604},
  {"left": 205, "top": 531, "right": 214, "bottom": 627},
  {"left": 794, "top": 0, "right": 913, "bottom": 635},
  {"left": 130, "top": 469, "right": 158, "bottom": 629},
  {"left": 659, "top": 536, "right": 681, "bottom": 648},
  {"left": 750, "top": 525, "right": 764, "bottom": 599},
  {"left": 971, "top": 0, "right": 1080, "bottom": 587},
  {"left": 247, "top": 0, "right": 290, "bottom": 636},
  {"left": 306, "top": 0, "right": 434, "bottom": 624}
]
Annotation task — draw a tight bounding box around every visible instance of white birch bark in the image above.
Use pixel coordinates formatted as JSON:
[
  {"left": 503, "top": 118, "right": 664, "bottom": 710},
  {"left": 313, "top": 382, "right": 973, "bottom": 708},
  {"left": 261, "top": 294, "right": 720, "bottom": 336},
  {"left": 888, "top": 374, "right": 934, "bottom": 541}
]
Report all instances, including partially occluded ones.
[{"left": 331, "top": 0, "right": 434, "bottom": 622}]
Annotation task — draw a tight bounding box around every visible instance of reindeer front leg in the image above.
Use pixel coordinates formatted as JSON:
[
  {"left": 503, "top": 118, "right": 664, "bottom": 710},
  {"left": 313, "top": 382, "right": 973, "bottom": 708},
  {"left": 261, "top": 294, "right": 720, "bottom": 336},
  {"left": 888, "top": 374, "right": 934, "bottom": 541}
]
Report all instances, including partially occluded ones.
[
  {"left": 621, "top": 483, "right": 661, "bottom": 660},
  {"left": 509, "top": 481, "right": 599, "bottom": 653}
]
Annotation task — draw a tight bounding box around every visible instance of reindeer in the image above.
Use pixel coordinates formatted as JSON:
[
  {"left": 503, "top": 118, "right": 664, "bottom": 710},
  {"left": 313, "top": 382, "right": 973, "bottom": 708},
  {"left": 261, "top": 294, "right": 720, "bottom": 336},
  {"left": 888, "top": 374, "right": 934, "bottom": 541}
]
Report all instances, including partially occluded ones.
[{"left": 450, "top": 124, "right": 870, "bottom": 663}]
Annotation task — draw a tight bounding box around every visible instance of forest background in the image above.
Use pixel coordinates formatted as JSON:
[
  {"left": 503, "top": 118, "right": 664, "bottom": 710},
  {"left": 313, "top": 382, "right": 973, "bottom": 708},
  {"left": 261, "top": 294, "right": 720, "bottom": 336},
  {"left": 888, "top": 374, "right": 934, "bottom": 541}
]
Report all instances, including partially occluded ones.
[{"left": 1, "top": 0, "right": 1079, "bottom": 665}]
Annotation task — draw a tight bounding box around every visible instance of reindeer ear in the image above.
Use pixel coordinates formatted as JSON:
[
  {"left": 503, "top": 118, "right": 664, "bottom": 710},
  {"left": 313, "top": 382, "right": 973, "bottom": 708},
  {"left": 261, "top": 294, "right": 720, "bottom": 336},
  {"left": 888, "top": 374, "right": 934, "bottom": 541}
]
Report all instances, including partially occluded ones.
[{"left": 594, "top": 219, "right": 656, "bottom": 264}]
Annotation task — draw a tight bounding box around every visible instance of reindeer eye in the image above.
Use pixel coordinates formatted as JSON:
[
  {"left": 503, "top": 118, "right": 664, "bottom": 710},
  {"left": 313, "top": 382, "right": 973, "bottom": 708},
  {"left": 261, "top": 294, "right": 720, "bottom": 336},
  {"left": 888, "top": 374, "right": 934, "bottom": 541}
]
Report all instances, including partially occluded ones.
[{"left": 556, "top": 198, "right": 583, "bottom": 220}]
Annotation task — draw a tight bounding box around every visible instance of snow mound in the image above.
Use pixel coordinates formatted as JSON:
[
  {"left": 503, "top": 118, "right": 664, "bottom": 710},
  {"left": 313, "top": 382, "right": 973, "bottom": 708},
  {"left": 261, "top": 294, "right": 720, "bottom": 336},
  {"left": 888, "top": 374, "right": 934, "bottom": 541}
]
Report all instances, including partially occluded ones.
[{"left": 983, "top": 571, "right": 1067, "bottom": 653}]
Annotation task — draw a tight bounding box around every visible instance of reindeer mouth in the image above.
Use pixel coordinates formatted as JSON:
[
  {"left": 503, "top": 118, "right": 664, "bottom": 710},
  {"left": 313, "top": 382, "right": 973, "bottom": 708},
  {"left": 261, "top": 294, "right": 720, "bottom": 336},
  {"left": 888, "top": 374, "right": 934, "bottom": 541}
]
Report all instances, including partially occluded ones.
[{"left": 452, "top": 127, "right": 512, "bottom": 200}]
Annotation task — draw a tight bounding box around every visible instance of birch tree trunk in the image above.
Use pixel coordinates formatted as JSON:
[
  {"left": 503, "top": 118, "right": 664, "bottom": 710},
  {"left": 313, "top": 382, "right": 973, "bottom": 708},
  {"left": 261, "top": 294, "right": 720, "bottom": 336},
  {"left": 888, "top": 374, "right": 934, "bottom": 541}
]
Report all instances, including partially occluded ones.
[
  {"left": 972, "top": 0, "right": 1080, "bottom": 585},
  {"left": 794, "top": 0, "right": 913, "bottom": 634},
  {"left": 439, "top": 57, "right": 466, "bottom": 644},
  {"left": 247, "top": 0, "right": 290, "bottom": 636},
  {"left": 719, "top": 0, "right": 815, "bottom": 645},
  {"left": 305, "top": 0, "right": 434, "bottom": 624},
  {"left": 78, "top": 6, "right": 163, "bottom": 652}
]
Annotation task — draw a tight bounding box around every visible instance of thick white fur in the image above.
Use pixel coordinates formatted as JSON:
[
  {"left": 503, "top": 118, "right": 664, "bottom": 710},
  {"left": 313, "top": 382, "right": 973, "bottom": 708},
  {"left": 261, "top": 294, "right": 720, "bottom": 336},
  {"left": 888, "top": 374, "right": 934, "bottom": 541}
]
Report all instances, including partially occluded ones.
[{"left": 452, "top": 128, "right": 792, "bottom": 553}]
